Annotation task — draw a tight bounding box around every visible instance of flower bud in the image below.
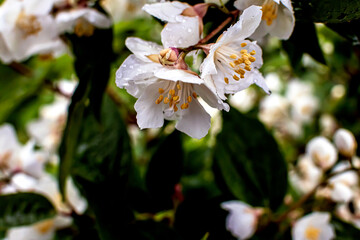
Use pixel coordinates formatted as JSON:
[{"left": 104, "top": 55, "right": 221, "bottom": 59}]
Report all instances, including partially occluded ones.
[
  {"left": 333, "top": 128, "right": 357, "bottom": 158},
  {"left": 306, "top": 136, "right": 337, "bottom": 170},
  {"left": 158, "top": 48, "right": 179, "bottom": 66}
]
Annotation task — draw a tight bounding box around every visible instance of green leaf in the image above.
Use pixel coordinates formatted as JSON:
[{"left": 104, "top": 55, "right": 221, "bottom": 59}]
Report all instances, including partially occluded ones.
[
  {"left": 59, "top": 27, "right": 113, "bottom": 196},
  {"left": 282, "top": 21, "right": 326, "bottom": 73},
  {"left": 332, "top": 217, "right": 360, "bottom": 240},
  {"left": 0, "top": 193, "right": 56, "bottom": 229},
  {"left": 71, "top": 96, "right": 134, "bottom": 240},
  {"left": 293, "top": 0, "right": 360, "bottom": 23},
  {"left": 213, "top": 109, "right": 288, "bottom": 211},
  {"left": 145, "top": 131, "right": 184, "bottom": 212}
]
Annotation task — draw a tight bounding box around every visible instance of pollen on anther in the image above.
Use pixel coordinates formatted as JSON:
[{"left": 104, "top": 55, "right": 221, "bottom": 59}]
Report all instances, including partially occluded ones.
[
  {"left": 241, "top": 42, "right": 247, "bottom": 47},
  {"left": 181, "top": 103, "right": 189, "bottom": 110},
  {"left": 230, "top": 54, "right": 237, "bottom": 59},
  {"left": 229, "top": 62, "right": 235, "bottom": 68},
  {"left": 250, "top": 50, "right": 256, "bottom": 55},
  {"left": 164, "top": 97, "right": 170, "bottom": 104},
  {"left": 224, "top": 77, "right": 229, "bottom": 84},
  {"left": 169, "top": 89, "right": 175, "bottom": 96},
  {"left": 177, "top": 84, "right": 181, "bottom": 90},
  {"left": 173, "top": 95, "right": 180, "bottom": 101},
  {"left": 240, "top": 49, "right": 248, "bottom": 54},
  {"left": 249, "top": 56, "right": 256, "bottom": 62},
  {"left": 192, "top": 92, "right": 197, "bottom": 98},
  {"left": 174, "top": 105, "right": 178, "bottom": 112},
  {"left": 245, "top": 60, "right": 251, "bottom": 65},
  {"left": 158, "top": 88, "right": 164, "bottom": 94},
  {"left": 245, "top": 65, "right": 251, "bottom": 71},
  {"left": 233, "top": 75, "right": 240, "bottom": 81},
  {"left": 187, "top": 96, "right": 192, "bottom": 103}
]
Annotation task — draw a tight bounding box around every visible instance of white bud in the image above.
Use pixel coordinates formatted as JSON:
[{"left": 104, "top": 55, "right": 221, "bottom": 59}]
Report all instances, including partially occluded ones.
[
  {"left": 221, "top": 201, "right": 260, "bottom": 240},
  {"left": 334, "top": 128, "right": 357, "bottom": 157},
  {"left": 306, "top": 136, "right": 337, "bottom": 170}
]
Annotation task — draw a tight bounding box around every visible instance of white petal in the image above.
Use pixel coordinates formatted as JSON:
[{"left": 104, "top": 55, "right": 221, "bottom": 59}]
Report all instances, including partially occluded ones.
[
  {"left": 125, "top": 37, "right": 163, "bottom": 62},
  {"left": 331, "top": 182, "right": 353, "bottom": 203},
  {"left": 200, "top": 49, "right": 217, "bottom": 76},
  {"left": 193, "top": 84, "right": 229, "bottom": 111},
  {"left": 161, "top": 17, "right": 200, "bottom": 48},
  {"left": 142, "top": 2, "right": 189, "bottom": 23},
  {"left": 175, "top": 99, "right": 211, "bottom": 139},
  {"left": 270, "top": 5, "right": 295, "bottom": 39},
  {"left": 280, "top": 0, "right": 294, "bottom": 12},
  {"left": 154, "top": 68, "right": 203, "bottom": 84},
  {"left": 66, "top": 178, "right": 87, "bottom": 215},
  {"left": 220, "top": 5, "right": 262, "bottom": 44},
  {"left": 234, "top": 0, "right": 263, "bottom": 10},
  {"left": 116, "top": 54, "right": 160, "bottom": 97},
  {"left": 134, "top": 83, "right": 164, "bottom": 129},
  {"left": 24, "top": 0, "right": 54, "bottom": 15}
]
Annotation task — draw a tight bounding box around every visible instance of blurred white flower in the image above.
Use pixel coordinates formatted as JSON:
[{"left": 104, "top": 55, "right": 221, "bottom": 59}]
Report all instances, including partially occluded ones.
[
  {"left": 200, "top": 6, "right": 270, "bottom": 100},
  {"left": 229, "top": 87, "right": 257, "bottom": 112},
  {"left": 101, "top": 0, "right": 147, "bottom": 22},
  {"left": 0, "top": 124, "right": 46, "bottom": 179},
  {"left": 306, "top": 136, "right": 337, "bottom": 170},
  {"left": 292, "top": 212, "right": 335, "bottom": 240},
  {"left": 0, "top": 0, "right": 66, "bottom": 63},
  {"left": 258, "top": 93, "right": 289, "bottom": 127},
  {"left": 290, "top": 155, "right": 322, "bottom": 194},
  {"left": 285, "top": 79, "right": 314, "bottom": 105},
  {"left": 221, "top": 200, "right": 260, "bottom": 240},
  {"left": 291, "top": 94, "right": 319, "bottom": 124},
  {"left": 143, "top": 1, "right": 205, "bottom": 48},
  {"left": 234, "top": 0, "right": 295, "bottom": 40},
  {"left": 328, "top": 161, "right": 358, "bottom": 203},
  {"left": 55, "top": 3, "right": 112, "bottom": 37},
  {"left": 116, "top": 37, "right": 228, "bottom": 139},
  {"left": 333, "top": 128, "right": 357, "bottom": 158},
  {"left": 319, "top": 114, "right": 338, "bottom": 138},
  {"left": 264, "top": 73, "right": 283, "bottom": 93}
]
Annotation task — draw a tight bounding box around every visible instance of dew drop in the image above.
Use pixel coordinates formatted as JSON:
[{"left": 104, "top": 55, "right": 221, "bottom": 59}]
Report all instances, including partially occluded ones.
[{"left": 187, "top": 28, "right": 192, "bottom": 33}]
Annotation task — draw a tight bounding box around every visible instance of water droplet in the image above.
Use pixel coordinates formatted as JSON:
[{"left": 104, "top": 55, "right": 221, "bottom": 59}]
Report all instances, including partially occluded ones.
[
  {"left": 187, "top": 29, "right": 192, "bottom": 33},
  {"left": 129, "top": 65, "right": 134, "bottom": 69}
]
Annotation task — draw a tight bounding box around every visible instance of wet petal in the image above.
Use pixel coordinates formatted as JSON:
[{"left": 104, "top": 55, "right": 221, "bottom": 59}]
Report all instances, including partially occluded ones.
[
  {"left": 142, "top": 1, "right": 189, "bottom": 23},
  {"left": 125, "top": 37, "right": 163, "bottom": 62}
]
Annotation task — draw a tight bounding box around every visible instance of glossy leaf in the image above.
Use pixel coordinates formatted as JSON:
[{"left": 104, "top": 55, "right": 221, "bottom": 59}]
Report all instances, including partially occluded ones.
[
  {"left": 213, "top": 109, "right": 288, "bottom": 211},
  {"left": 0, "top": 193, "right": 56, "bottom": 229}
]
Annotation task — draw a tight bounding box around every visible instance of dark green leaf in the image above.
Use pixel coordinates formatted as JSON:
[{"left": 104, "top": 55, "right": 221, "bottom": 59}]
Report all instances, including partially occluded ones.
[
  {"left": 293, "top": 0, "right": 360, "bottom": 23},
  {"left": 146, "top": 131, "right": 184, "bottom": 212},
  {"left": 282, "top": 21, "right": 326, "bottom": 73},
  {"left": 0, "top": 193, "right": 56, "bottom": 229},
  {"left": 213, "top": 109, "right": 288, "bottom": 211},
  {"left": 332, "top": 217, "right": 360, "bottom": 239}
]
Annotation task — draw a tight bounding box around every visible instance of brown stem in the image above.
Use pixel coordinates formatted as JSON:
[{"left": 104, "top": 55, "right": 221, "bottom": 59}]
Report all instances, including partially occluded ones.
[
  {"left": 9, "top": 62, "right": 33, "bottom": 77},
  {"left": 197, "top": 10, "right": 239, "bottom": 45}
]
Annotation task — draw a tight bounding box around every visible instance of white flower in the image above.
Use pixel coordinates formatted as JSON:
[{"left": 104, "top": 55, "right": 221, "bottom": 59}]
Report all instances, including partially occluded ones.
[
  {"left": 221, "top": 201, "right": 259, "bottom": 240},
  {"left": 55, "top": 5, "right": 112, "bottom": 37},
  {"left": 0, "top": 0, "right": 66, "bottom": 63},
  {"left": 285, "top": 79, "right": 314, "bottom": 105},
  {"left": 333, "top": 128, "right": 357, "bottom": 158},
  {"left": 200, "top": 6, "right": 270, "bottom": 100},
  {"left": 234, "top": 0, "right": 295, "bottom": 40},
  {"left": 306, "top": 136, "right": 337, "bottom": 170},
  {"left": 229, "top": 87, "right": 257, "bottom": 113},
  {"left": 291, "top": 95, "right": 319, "bottom": 124},
  {"left": 116, "top": 37, "right": 228, "bottom": 139},
  {"left": 101, "top": 0, "right": 147, "bottom": 22},
  {"left": 258, "top": 93, "right": 289, "bottom": 127},
  {"left": 292, "top": 212, "right": 335, "bottom": 240},
  {"left": 142, "top": 1, "right": 202, "bottom": 48}
]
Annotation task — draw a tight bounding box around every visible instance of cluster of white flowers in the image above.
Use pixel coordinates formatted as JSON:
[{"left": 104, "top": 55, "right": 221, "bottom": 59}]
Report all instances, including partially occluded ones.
[
  {"left": 221, "top": 200, "right": 335, "bottom": 240},
  {"left": 0, "top": 0, "right": 112, "bottom": 64},
  {"left": 0, "top": 80, "right": 86, "bottom": 240},
  {"left": 116, "top": 0, "right": 295, "bottom": 139},
  {"left": 259, "top": 77, "right": 319, "bottom": 139}
]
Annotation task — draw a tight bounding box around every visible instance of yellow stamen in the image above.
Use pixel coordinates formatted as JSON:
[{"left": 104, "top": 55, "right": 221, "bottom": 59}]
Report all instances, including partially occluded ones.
[
  {"left": 229, "top": 62, "right": 235, "bottom": 68},
  {"left": 174, "top": 105, "right": 178, "bottom": 112},
  {"left": 240, "top": 74, "right": 245, "bottom": 78},
  {"left": 250, "top": 50, "right": 256, "bottom": 55},
  {"left": 158, "top": 88, "right": 164, "bottom": 94},
  {"left": 164, "top": 97, "right": 170, "bottom": 104},
  {"left": 233, "top": 75, "right": 240, "bottom": 81},
  {"left": 192, "top": 92, "right": 197, "bottom": 98},
  {"left": 245, "top": 60, "right": 252, "bottom": 65},
  {"left": 249, "top": 56, "right": 256, "bottom": 62},
  {"left": 230, "top": 54, "right": 238, "bottom": 59},
  {"left": 241, "top": 42, "right": 247, "bottom": 47},
  {"left": 305, "top": 226, "right": 321, "bottom": 240},
  {"left": 173, "top": 95, "right": 180, "bottom": 101},
  {"left": 169, "top": 89, "right": 175, "bottom": 96},
  {"left": 240, "top": 49, "right": 248, "bottom": 54},
  {"left": 224, "top": 77, "right": 229, "bottom": 84},
  {"left": 187, "top": 96, "right": 192, "bottom": 103},
  {"left": 245, "top": 65, "right": 252, "bottom": 71},
  {"left": 177, "top": 84, "right": 181, "bottom": 90}
]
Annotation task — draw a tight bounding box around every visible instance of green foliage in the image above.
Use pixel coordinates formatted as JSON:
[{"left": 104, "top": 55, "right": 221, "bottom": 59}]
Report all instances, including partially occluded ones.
[
  {"left": 332, "top": 217, "right": 360, "bottom": 239},
  {"left": 213, "top": 109, "right": 288, "bottom": 211},
  {"left": 0, "top": 193, "right": 56, "bottom": 229}
]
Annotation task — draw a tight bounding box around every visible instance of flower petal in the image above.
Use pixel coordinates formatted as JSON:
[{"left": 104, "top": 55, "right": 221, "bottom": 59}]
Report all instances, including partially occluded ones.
[
  {"left": 154, "top": 68, "right": 203, "bottom": 85},
  {"left": 161, "top": 16, "right": 200, "bottom": 48},
  {"left": 125, "top": 37, "right": 163, "bottom": 62},
  {"left": 142, "top": 1, "right": 189, "bottom": 23},
  {"left": 175, "top": 98, "right": 211, "bottom": 139},
  {"left": 270, "top": 5, "right": 295, "bottom": 40},
  {"left": 134, "top": 83, "right": 165, "bottom": 129},
  {"left": 193, "top": 84, "right": 229, "bottom": 111}
]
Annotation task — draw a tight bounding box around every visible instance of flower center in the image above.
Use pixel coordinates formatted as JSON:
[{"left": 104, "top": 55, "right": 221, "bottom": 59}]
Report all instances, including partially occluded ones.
[
  {"left": 74, "top": 18, "right": 95, "bottom": 37},
  {"left": 16, "top": 11, "right": 42, "bottom": 37},
  {"left": 216, "top": 42, "right": 256, "bottom": 84},
  {"left": 35, "top": 219, "right": 55, "bottom": 234},
  {"left": 155, "top": 81, "right": 197, "bottom": 112},
  {"left": 261, "top": 0, "right": 278, "bottom": 26},
  {"left": 305, "top": 226, "right": 321, "bottom": 240}
]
